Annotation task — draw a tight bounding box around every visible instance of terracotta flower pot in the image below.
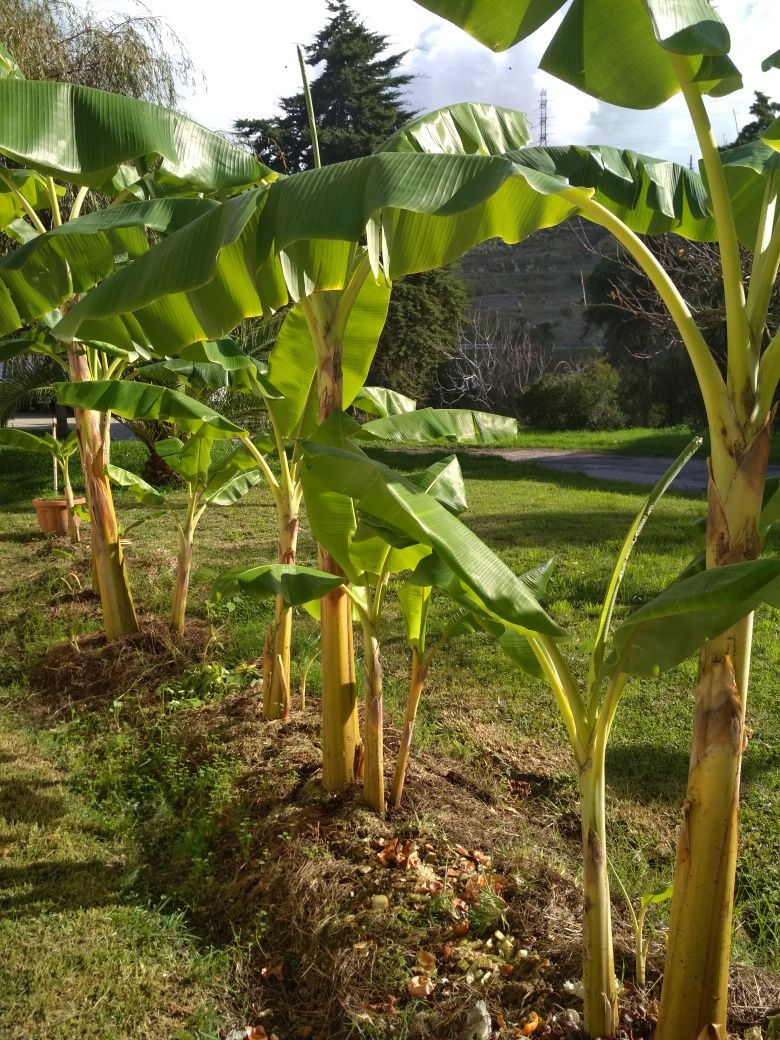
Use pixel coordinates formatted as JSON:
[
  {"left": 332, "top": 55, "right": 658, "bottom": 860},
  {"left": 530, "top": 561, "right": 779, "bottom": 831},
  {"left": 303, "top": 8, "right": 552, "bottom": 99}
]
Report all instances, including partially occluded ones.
[{"left": 32, "top": 497, "right": 87, "bottom": 536}]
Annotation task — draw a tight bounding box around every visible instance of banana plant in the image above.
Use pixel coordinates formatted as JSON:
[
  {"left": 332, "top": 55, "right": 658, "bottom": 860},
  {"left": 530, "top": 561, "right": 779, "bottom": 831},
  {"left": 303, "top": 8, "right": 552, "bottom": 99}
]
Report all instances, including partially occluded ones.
[
  {"left": 106, "top": 427, "right": 262, "bottom": 635},
  {"left": 398, "top": 8, "right": 780, "bottom": 1034},
  {"left": 301, "top": 419, "right": 562, "bottom": 812},
  {"left": 307, "top": 430, "right": 780, "bottom": 1037},
  {"left": 47, "top": 65, "right": 780, "bottom": 1032},
  {"left": 57, "top": 346, "right": 310, "bottom": 717},
  {"left": 0, "top": 426, "right": 81, "bottom": 542},
  {"left": 136, "top": 334, "right": 303, "bottom": 717},
  {"left": 52, "top": 379, "right": 261, "bottom": 639},
  {"left": 0, "top": 59, "right": 273, "bottom": 640}
]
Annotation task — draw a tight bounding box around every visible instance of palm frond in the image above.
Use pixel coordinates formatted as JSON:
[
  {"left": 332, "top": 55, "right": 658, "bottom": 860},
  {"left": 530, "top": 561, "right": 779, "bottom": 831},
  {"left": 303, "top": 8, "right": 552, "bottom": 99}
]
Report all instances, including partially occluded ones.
[{"left": 0, "top": 353, "right": 61, "bottom": 424}]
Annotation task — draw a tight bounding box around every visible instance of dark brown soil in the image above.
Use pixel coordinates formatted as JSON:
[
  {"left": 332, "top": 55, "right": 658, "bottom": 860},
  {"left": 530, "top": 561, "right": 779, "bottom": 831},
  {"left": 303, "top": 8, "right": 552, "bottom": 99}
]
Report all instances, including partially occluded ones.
[{"left": 31, "top": 617, "right": 212, "bottom": 717}]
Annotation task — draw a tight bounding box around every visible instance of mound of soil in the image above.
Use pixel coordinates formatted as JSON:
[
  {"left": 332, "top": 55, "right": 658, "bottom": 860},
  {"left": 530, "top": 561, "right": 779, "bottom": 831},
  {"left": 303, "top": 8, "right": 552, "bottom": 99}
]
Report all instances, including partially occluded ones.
[
  {"left": 32, "top": 618, "right": 211, "bottom": 715},
  {"left": 128, "top": 691, "right": 675, "bottom": 1040},
  {"left": 24, "top": 632, "right": 780, "bottom": 1039}
]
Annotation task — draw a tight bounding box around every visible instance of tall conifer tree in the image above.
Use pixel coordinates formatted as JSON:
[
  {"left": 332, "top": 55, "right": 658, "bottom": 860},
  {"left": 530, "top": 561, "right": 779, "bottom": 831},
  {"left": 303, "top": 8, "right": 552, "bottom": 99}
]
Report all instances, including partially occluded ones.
[
  {"left": 234, "top": 1, "right": 469, "bottom": 402},
  {"left": 234, "top": 0, "right": 413, "bottom": 170}
]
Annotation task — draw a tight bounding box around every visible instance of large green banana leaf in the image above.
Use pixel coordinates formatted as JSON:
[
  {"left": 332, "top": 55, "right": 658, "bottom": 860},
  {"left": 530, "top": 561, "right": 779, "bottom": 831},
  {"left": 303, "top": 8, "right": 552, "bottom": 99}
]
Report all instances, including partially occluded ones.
[
  {"left": 54, "top": 134, "right": 718, "bottom": 350},
  {"left": 302, "top": 441, "right": 563, "bottom": 637},
  {"left": 211, "top": 564, "right": 345, "bottom": 607},
  {"left": 266, "top": 274, "right": 391, "bottom": 437},
  {"left": 349, "top": 458, "right": 467, "bottom": 567},
  {"left": 407, "top": 455, "right": 467, "bottom": 515},
  {"left": 54, "top": 189, "right": 288, "bottom": 349},
  {"left": 156, "top": 431, "right": 215, "bottom": 484},
  {"left": 203, "top": 468, "right": 262, "bottom": 507},
  {"left": 604, "top": 557, "right": 780, "bottom": 678},
  {"left": 0, "top": 427, "right": 58, "bottom": 455},
  {"left": 0, "top": 198, "right": 219, "bottom": 336},
  {"left": 360, "top": 407, "right": 516, "bottom": 443},
  {"left": 0, "top": 79, "right": 270, "bottom": 193},
  {"left": 353, "top": 386, "right": 417, "bottom": 417},
  {"left": 381, "top": 102, "right": 532, "bottom": 154},
  {"left": 404, "top": 554, "right": 553, "bottom": 679},
  {"left": 412, "top": 0, "right": 739, "bottom": 109},
  {"left": 106, "top": 464, "right": 168, "bottom": 508},
  {"left": 720, "top": 141, "right": 780, "bottom": 247},
  {"left": 397, "top": 582, "right": 432, "bottom": 652},
  {"left": 54, "top": 380, "right": 245, "bottom": 438}
]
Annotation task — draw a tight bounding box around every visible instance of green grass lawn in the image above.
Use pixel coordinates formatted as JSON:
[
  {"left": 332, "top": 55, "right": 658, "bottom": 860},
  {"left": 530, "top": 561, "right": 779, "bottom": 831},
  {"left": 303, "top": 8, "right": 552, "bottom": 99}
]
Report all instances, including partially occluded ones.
[
  {"left": 0, "top": 441, "right": 778, "bottom": 1035},
  {"left": 480, "top": 425, "right": 780, "bottom": 461}
]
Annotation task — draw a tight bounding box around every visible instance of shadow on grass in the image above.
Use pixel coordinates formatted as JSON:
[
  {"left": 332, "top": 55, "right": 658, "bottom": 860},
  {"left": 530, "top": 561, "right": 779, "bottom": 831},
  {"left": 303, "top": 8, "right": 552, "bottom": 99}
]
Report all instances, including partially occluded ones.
[
  {"left": 0, "top": 858, "right": 123, "bottom": 916},
  {"left": 607, "top": 740, "right": 780, "bottom": 807},
  {"left": 0, "top": 776, "right": 66, "bottom": 825},
  {"left": 606, "top": 744, "right": 689, "bottom": 805},
  {"left": 471, "top": 508, "right": 638, "bottom": 550}
]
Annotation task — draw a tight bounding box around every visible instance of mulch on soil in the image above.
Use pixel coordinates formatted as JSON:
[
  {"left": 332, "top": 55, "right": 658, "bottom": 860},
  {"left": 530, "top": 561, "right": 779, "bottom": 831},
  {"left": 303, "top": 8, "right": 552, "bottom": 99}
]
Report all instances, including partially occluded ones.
[{"left": 21, "top": 626, "right": 780, "bottom": 1039}]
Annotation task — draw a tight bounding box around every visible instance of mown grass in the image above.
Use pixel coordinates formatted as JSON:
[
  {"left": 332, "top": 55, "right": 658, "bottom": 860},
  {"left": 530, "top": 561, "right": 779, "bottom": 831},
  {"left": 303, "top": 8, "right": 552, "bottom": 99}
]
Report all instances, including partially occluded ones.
[
  {"left": 0, "top": 439, "right": 778, "bottom": 1033},
  {"left": 0, "top": 720, "right": 243, "bottom": 1039},
  {"left": 475, "top": 425, "right": 780, "bottom": 461}
]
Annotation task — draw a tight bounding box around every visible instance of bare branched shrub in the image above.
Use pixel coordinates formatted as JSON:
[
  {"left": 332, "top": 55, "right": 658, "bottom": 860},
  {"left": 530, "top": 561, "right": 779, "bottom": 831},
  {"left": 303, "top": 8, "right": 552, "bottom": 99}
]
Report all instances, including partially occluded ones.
[{"left": 434, "top": 310, "right": 556, "bottom": 414}]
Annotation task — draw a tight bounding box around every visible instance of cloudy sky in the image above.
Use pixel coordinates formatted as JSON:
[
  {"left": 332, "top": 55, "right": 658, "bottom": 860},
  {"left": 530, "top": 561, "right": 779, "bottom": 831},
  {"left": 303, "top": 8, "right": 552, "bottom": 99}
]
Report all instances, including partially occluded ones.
[{"left": 87, "top": 0, "right": 778, "bottom": 166}]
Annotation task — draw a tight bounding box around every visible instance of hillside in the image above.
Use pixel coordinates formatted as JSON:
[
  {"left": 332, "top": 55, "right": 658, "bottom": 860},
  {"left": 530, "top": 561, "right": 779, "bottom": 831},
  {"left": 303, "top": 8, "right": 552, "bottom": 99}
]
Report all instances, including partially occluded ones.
[{"left": 459, "top": 221, "right": 612, "bottom": 353}]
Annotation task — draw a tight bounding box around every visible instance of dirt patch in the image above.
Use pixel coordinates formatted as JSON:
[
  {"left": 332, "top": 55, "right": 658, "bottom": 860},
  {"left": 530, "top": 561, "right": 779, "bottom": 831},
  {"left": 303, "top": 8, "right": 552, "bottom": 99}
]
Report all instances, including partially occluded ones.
[
  {"left": 18, "top": 636, "right": 780, "bottom": 1040},
  {"left": 121, "top": 692, "right": 669, "bottom": 1040},
  {"left": 31, "top": 618, "right": 212, "bottom": 717}
]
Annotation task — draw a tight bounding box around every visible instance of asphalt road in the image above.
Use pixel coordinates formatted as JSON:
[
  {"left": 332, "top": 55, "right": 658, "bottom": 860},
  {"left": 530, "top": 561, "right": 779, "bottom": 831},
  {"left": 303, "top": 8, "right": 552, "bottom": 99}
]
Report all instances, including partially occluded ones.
[
  {"left": 490, "top": 447, "right": 780, "bottom": 492},
  {"left": 9, "top": 416, "right": 780, "bottom": 492}
]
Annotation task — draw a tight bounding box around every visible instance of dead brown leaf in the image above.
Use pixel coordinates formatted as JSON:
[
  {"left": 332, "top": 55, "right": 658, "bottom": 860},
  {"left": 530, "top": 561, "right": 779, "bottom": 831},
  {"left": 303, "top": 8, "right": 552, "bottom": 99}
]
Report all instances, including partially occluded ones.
[
  {"left": 406, "top": 974, "right": 435, "bottom": 998},
  {"left": 377, "top": 837, "right": 419, "bottom": 869}
]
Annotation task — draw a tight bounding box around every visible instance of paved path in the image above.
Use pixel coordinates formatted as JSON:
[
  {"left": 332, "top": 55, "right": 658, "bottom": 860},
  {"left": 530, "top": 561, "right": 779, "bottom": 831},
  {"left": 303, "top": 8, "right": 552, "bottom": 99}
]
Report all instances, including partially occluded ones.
[
  {"left": 10, "top": 417, "right": 780, "bottom": 492},
  {"left": 7, "top": 415, "right": 136, "bottom": 440},
  {"left": 485, "top": 447, "right": 780, "bottom": 493}
]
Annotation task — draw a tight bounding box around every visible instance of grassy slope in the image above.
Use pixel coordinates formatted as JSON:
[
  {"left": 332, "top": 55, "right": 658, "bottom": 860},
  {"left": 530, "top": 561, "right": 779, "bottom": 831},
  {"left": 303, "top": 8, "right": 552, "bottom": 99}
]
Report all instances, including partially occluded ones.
[
  {"left": 0, "top": 442, "right": 777, "bottom": 1032},
  {"left": 0, "top": 719, "right": 240, "bottom": 1039}
]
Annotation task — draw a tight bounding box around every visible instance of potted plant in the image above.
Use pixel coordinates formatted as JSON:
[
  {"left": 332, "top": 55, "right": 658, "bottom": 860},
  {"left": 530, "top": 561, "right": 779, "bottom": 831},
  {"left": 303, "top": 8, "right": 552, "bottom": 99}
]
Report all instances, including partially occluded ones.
[{"left": 0, "top": 425, "right": 85, "bottom": 542}]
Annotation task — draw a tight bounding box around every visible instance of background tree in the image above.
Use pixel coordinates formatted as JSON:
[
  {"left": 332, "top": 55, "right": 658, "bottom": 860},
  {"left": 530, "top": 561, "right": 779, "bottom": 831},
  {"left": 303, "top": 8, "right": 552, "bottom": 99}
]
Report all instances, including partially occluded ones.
[
  {"left": 583, "top": 94, "right": 780, "bottom": 428},
  {"left": 725, "top": 90, "right": 780, "bottom": 149},
  {"left": 234, "top": 0, "right": 470, "bottom": 405},
  {"left": 369, "top": 267, "right": 469, "bottom": 402},
  {"left": 234, "top": 0, "right": 412, "bottom": 171},
  {"left": 0, "top": 0, "right": 192, "bottom": 105}
]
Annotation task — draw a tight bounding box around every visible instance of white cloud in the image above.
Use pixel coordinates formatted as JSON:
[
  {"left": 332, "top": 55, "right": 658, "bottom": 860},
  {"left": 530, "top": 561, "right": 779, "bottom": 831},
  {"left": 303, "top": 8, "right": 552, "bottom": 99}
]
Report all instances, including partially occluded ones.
[{"left": 80, "top": 0, "right": 780, "bottom": 165}]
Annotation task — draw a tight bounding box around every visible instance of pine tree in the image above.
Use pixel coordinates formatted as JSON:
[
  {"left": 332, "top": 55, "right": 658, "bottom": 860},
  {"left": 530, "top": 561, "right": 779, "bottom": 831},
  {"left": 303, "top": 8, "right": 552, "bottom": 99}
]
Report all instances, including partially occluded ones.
[
  {"left": 234, "top": 1, "right": 470, "bottom": 403},
  {"left": 234, "top": 0, "right": 414, "bottom": 171}
]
